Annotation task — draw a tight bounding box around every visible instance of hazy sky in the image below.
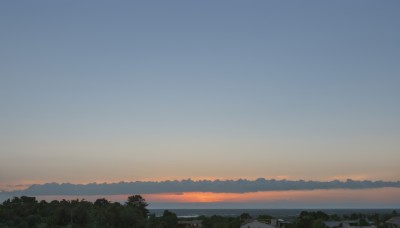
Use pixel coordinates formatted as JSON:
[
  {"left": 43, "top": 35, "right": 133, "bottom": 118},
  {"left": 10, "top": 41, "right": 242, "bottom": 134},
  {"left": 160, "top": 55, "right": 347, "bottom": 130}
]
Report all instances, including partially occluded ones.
[{"left": 1, "top": 1, "right": 400, "bottom": 189}]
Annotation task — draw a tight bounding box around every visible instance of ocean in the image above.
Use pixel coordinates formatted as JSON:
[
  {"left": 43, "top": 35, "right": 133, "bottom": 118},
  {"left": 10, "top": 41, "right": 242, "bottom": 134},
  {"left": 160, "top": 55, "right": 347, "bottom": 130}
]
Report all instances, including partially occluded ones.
[{"left": 149, "top": 209, "right": 398, "bottom": 219}]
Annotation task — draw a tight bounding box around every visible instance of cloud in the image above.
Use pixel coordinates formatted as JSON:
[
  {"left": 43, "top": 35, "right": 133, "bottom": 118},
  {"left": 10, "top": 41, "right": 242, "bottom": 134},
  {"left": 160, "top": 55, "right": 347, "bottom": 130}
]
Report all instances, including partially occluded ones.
[{"left": 2, "top": 178, "right": 400, "bottom": 196}]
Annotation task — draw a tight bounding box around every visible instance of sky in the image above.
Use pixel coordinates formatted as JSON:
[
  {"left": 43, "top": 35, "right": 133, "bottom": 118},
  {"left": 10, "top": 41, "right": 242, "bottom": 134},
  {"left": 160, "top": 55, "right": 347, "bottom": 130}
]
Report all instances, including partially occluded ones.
[
  {"left": 33, "top": 188, "right": 400, "bottom": 209},
  {"left": 1, "top": 0, "right": 400, "bottom": 205}
]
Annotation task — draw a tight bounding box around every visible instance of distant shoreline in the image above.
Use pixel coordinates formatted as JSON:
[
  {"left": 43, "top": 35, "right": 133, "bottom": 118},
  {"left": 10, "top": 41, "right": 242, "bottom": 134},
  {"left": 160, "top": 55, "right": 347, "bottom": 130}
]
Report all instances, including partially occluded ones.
[{"left": 149, "top": 209, "right": 400, "bottom": 219}]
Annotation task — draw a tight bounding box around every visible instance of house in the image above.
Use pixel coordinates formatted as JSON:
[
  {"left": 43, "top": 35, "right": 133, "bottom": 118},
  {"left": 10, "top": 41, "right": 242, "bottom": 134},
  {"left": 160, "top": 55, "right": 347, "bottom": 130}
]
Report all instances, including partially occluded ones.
[
  {"left": 387, "top": 216, "right": 400, "bottom": 228},
  {"left": 178, "top": 220, "right": 203, "bottom": 227},
  {"left": 323, "top": 221, "right": 341, "bottom": 228},
  {"left": 240, "top": 220, "right": 276, "bottom": 228},
  {"left": 270, "top": 219, "right": 291, "bottom": 228}
]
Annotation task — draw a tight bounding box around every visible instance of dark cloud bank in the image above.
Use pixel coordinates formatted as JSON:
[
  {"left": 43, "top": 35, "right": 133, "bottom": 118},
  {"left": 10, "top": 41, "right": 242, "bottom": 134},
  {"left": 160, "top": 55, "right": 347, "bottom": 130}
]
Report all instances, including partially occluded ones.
[{"left": 2, "top": 179, "right": 400, "bottom": 196}]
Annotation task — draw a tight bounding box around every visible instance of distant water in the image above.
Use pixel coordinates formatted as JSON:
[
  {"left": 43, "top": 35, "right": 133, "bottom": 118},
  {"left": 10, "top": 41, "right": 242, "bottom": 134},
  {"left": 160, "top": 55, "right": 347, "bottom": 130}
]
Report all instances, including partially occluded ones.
[{"left": 149, "top": 209, "right": 399, "bottom": 219}]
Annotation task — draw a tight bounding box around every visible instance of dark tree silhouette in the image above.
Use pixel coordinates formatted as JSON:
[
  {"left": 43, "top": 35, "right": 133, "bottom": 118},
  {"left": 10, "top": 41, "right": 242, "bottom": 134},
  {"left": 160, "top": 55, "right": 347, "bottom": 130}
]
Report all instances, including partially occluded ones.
[
  {"left": 160, "top": 210, "right": 178, "bottom": 228},
  {"left": 126, "top": 194, "right": 149, "bottom": 217}
]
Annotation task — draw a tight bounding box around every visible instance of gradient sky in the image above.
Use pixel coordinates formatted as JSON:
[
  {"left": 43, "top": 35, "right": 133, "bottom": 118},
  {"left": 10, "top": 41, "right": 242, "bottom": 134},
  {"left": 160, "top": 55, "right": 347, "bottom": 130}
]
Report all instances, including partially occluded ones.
[{"left": 1, "top": 1, "right": 400, "bottom": 191}]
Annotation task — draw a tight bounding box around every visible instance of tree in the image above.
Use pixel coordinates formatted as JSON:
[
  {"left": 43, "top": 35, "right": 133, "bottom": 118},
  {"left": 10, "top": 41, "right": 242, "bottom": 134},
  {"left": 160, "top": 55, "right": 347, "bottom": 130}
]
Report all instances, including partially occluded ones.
[
  {"left": 52, "top": 207, "right": 70, "bottom": 226},
  {"left": 359, "top": 218, "right": 370, "bottom": 226},
  {"left": 148, "top": 213, "right": 161, "bottom": 228},
  {"left": 160, "top": 210, "right": 178, "bottom": 228},
  {"left": 105, "top": 203, "right": 122, "bottom": 227},
  {"left": 258, "top": 214, "right": 274, "bottom": 223},
  {"left": 71, "top": 202, "right": 91, "bottom": 226},
  {"left": 240, "top": 212, "right": 252, "bottom": 221},
  {"left": 94, "top": 198, "right": 110, "bottom": 208},
  {"left": 0, "top": 195, "right": 151, "bottom": 227},
  {"left": 126, "top": 195, "right": 149, "bottom": 217}
]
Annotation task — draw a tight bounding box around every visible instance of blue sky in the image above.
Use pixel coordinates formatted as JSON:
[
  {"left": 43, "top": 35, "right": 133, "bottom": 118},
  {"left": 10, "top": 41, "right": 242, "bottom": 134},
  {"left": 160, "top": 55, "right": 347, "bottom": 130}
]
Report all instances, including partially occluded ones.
[{"left": 1, "top": 1, "right": 400, "bottom": 189}]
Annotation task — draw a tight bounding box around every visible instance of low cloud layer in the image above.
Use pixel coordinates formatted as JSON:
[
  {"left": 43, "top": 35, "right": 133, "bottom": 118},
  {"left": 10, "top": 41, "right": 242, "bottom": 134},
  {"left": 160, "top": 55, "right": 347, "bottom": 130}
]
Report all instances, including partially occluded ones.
[{"left": 3, "top": 178, "right": 400, "bottom": 196}]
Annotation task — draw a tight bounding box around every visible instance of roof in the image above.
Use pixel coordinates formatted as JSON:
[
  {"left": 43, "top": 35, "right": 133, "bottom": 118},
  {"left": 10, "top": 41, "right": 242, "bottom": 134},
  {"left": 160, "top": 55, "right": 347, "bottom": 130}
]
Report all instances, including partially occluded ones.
[
  {"left": 387, "top": 216, "right": 400, "bottom": 226},
  {"left": 240, "top": 220, "right": 276, "bottom": 228},
  {"left": 178, "top": 220, "right": 203, "bottom": 225},
  {"left": 323, "top": 221, "right": 341, "bottom": 228}
]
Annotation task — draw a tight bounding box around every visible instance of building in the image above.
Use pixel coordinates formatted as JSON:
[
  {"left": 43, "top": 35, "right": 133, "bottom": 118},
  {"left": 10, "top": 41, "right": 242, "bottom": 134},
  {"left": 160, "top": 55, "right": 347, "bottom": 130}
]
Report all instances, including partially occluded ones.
[
  {"left": 387, "top": 217, "right": 400, "bottom": 228},
  {"left": 240, "top": 220, "right": 276, "bottom": 228},
  {"left": 178, "top": 220, "right": 203, "bottom": 227}
]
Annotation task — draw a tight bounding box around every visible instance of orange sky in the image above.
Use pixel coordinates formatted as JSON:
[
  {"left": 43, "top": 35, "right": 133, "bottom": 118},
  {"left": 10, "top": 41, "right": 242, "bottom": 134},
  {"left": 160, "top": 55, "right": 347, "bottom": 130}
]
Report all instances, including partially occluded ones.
[
  {"left": 142, "top": 188, "right": 400, "bottom": 204},
  {"left": 35, "top": 187, "right": 400, "bottom": 208}
]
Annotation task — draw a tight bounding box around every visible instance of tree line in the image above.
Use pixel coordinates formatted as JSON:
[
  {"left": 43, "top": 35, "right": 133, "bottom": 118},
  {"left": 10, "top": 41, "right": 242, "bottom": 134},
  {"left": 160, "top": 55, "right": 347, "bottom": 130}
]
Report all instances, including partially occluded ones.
[
  {"left": 0, "top": 195, "right": 151, "bottom": 227},
  {"left": 0, "top": 195, "right": 398, "bottom": 228}
]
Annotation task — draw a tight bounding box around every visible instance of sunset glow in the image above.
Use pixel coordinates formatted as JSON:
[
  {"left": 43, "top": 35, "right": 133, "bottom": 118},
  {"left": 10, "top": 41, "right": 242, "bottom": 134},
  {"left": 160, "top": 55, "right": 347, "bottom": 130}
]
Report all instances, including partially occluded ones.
[
  {"left": 34, "top": 188, "right": 400, "bottom": 208},
  {"left": 142, "top": 188, "right": 400, "bottom": 204}
]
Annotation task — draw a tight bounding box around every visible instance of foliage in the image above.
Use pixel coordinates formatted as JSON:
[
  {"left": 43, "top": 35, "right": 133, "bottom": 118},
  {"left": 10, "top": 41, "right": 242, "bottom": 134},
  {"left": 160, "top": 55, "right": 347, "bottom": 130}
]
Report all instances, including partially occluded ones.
[
  {"left": 0, "top": 195, "right": 148, "bottom": 228},
  {"left": 1, "top": 198, "right": 398, "bottom": 228},
  {"left": 159, "top": 210, "right": 178, "bottom": 228},
  {"left": 126, "top": 194, "right": 149, "bottom": 218},
  {"left": 200, "top": 215, "right": 241, "bottom": 228}
]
